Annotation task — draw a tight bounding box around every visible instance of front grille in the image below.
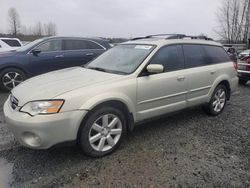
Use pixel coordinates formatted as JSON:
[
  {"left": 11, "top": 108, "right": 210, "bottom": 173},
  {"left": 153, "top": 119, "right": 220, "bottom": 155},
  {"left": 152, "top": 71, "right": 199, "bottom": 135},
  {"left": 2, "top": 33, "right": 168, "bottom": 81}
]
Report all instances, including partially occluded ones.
[{"left": 10, "top": 94, "right": 19, "bottom": 110}]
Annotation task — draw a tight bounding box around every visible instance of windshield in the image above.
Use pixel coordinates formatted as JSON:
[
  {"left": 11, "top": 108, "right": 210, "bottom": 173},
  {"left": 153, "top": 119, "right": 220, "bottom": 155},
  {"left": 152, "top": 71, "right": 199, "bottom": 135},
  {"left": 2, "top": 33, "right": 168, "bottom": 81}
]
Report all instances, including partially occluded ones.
[
  {"left": 16, "top": 39, "right": 44, "bottom": 52},
  {"left": 86, "top": 44, "right": 155, "bottom": 74}
]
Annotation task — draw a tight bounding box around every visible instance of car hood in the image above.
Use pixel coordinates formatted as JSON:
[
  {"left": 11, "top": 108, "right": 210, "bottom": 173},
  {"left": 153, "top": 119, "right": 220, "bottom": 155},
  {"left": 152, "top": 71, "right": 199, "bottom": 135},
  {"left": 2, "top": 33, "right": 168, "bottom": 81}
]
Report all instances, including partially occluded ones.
[
  {"left": 12, "top": 67, "right": 124, "bottom": 106},
  {"left": 0, "top": 50, "right": 18, "bottom": 57}
]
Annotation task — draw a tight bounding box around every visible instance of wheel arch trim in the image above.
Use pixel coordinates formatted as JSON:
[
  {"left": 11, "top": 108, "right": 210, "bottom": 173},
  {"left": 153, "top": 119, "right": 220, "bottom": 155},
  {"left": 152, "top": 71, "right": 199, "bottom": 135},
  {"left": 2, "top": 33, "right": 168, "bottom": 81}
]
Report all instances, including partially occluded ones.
[
  {"left": 208, "top": 76, "right": 231, "bottom": 102},
  {"left": 0, "top": 64, "right": 29, "bottom": 77},
  {"left": 78, "top": 94, "right": 136, "bottom": 132}
]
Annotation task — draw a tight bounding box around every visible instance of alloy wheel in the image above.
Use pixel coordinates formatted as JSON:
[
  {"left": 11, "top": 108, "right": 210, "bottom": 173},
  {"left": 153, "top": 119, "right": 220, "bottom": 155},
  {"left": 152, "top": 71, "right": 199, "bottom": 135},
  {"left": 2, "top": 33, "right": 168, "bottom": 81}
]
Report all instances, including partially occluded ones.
[
  {"left": 88, "top": 114, "right": 122, "bottom": 152},
  {"left": 212, "top": 88, "right": 226, "bottom": 113},
  {"left": 2, "top": 72, "right": 24, "bottom": 90}
]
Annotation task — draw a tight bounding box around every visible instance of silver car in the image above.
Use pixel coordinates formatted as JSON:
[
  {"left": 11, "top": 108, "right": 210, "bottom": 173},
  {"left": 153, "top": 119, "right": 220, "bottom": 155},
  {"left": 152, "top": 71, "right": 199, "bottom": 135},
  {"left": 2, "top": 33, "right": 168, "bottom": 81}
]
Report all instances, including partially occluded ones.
[{"left": 3, "top": 35, "right": 238, "bottom": 157}]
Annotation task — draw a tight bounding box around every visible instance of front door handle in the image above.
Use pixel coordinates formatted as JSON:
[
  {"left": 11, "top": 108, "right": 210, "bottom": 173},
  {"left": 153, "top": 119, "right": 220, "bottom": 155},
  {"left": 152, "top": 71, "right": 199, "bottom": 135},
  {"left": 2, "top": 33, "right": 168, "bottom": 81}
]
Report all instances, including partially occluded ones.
[
  {"left": 86, "top": 53, "right": 94, "bottom": 56},
  {"left": 210, "top": 70, "right": 217, "bottom": 75},
  {"left": 177, "top": 76, "right": 185, "bottom": 81},
  {"left": 55, "top": 55, "right": 64, "bottom": 58}
]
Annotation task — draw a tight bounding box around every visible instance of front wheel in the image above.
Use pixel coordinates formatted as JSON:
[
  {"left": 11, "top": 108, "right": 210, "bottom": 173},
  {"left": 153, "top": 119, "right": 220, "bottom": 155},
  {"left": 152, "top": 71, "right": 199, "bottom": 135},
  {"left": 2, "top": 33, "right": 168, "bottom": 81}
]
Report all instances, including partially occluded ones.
[
  {"left": 0, "top": 68, "right": 26, "bottom": 91},
  {"left": 78, "top": 106, "right": 126, "bottom": 157},
  {"left": 203, "top": 85, "right": 227, "bottom": 116}
]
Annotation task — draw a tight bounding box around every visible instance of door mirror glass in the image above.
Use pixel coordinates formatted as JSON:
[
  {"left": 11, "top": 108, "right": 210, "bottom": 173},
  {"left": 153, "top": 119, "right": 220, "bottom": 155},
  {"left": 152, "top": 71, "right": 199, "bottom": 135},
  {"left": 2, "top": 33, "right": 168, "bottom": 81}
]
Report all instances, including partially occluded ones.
[
  {"left": 31, "top": 49, "right": 41, "bottom": 55},
  {"left": 146, "top": 64, "right": 164, "bottom": 74}
]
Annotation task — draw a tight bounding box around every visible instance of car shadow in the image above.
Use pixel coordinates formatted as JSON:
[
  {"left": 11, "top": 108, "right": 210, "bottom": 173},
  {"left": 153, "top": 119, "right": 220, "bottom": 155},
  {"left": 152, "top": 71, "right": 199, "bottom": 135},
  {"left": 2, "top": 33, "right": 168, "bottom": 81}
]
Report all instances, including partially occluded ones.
[
  {"left": 0, "top": 106, "right": 224, "bottom": 186},
  {"left": 1, "top": 107, "right": 205, "bottom": 155}
]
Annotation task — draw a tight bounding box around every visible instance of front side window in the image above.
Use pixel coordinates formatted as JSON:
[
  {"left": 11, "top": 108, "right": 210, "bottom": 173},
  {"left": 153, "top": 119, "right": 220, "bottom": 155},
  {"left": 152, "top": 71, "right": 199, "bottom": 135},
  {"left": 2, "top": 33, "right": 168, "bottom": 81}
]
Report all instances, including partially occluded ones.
[
  {"left": 149, "top": 45, "right": 184, "bottom": 72},
  {"left": 183, "top": 45, "right": 208, "bottom": 68},
  {"left": 17, "top": 39, "right": 43, "bottom": 52},
  {"left": 36, "top": 40, "right": 62, "bottom": 52},
  {"left": 86, "top": 44, "right": 155, "bottom": 74}
]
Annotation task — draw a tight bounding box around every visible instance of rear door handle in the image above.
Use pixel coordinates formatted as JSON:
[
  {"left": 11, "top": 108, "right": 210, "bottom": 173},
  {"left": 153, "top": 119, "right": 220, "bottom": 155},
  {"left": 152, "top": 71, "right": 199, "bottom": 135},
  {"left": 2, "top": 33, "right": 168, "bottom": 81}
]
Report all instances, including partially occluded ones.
[
  {"left": 177, "top": 76, "right": 185, "bottom": 81},
  {"left": 55, "top": 55, "right": 64, "bottom": 58}
]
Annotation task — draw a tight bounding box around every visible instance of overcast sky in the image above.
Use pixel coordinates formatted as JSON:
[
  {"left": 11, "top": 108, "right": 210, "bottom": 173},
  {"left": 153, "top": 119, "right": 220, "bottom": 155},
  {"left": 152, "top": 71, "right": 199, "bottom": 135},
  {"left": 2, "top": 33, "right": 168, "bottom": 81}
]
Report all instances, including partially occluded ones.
[{"left": 0, "top": 0, "right": 223, "bottom": 38}]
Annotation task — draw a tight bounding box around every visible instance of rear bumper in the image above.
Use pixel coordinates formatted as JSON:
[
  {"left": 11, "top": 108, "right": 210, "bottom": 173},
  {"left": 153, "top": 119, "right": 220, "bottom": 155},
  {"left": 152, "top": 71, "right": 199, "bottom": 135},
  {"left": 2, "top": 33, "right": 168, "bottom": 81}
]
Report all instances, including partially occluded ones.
[
  {"left": 230, "top": 77, "right": 239, "bottom": 94},
  {"left": 238, "top": 70, "right": 250, "bottom": 80},
  {"left": 238, "top": 62, "right": 250, "bottom": 80}
]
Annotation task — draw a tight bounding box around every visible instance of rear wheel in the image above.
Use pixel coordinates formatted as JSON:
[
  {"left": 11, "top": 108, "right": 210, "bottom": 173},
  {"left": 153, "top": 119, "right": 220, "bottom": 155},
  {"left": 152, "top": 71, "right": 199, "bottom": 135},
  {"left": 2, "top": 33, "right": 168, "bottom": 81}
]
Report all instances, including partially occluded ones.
[
  {"left": 0, "top": 68, "right": 26, "bottom": 91},
  {"left": 78, "top": 106, "right": 126, "bottom": 157},
  {"left": 203, "top": 85, "right": 227, "bottom": 116},
  {"left": 239, "top": 79, "right": 248, "bottom": 85}
]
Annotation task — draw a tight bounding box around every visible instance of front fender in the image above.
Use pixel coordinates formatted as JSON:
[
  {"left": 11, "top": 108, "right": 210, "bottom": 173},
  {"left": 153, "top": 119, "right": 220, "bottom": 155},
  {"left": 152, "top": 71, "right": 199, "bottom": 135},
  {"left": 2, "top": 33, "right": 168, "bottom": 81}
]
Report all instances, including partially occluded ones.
[
  {"left": 0, "top": 63, "right": 30, "bottom": 76},
  {"left": 79, "top": 92, "right": 136, "bottom": 117}
]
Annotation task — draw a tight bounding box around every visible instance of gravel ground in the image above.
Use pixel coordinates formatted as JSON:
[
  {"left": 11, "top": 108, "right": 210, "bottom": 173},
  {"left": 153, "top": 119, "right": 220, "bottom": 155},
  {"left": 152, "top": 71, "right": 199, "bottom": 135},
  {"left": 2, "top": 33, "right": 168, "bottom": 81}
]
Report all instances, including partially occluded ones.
[{"left": 0, "top": 84, "right": 249, "bottom": 188}]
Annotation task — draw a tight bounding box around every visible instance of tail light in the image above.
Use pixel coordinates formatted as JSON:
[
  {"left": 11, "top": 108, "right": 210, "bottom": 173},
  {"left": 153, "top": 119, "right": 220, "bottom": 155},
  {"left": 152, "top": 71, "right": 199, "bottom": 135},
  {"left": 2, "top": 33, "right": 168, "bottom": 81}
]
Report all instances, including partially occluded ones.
[
  {"left": 233, "top": 62, "right": 238, "bottom": 70},
  {"left": 247, "top": 64, "right": 250, "bottom": 71},
  {"left": 242, "top": 56, "right": 250, "bottom": 71}
]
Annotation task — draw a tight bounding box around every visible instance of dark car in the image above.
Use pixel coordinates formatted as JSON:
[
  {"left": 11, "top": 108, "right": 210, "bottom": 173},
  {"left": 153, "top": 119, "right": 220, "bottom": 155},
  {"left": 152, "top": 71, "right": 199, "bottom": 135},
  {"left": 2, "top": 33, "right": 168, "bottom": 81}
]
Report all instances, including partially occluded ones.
[
  {"left": 226, "top": 47, "right": 238, "bottom": 62},
  {"left": 238, "top": 55, "right": 250, "bottom": 85},
  {"left": 0, "top": 36, "right": 111, "bottom": 91}
]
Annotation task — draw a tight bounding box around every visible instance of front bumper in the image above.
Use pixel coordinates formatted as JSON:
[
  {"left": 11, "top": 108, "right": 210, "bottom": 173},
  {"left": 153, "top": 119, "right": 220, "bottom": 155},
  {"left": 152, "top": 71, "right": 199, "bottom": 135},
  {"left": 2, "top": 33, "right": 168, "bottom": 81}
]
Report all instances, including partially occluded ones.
[{"left": 3, "top": 100, "right": 87, "bottom": 149}]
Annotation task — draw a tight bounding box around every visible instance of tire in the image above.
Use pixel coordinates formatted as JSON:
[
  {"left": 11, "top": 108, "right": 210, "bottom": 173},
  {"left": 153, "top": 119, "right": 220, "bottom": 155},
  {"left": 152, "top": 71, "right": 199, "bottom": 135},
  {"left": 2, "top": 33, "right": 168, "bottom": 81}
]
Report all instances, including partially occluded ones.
[
  {"left": 239, "top": 79, "right": 248, "bottom": 85},
  {"left": 203, "top": 85, "right": 228, "bottom": 116},
  {"left": 0, "top": 68, "right": 26, "bottom": 91},
  {"left": 78, "top": 106, "right": 127, "bottom": 157}
]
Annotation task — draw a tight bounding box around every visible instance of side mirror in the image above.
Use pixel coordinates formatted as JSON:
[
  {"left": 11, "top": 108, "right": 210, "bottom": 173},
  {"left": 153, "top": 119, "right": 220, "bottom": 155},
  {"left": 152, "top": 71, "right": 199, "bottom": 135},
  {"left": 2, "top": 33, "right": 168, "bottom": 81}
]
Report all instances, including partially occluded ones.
[
  {"left": 146, "top": 64, "right": 164, "bottom": 74},
  {"left": 31, "top": 49, "right": 41, "bottom": 55}
]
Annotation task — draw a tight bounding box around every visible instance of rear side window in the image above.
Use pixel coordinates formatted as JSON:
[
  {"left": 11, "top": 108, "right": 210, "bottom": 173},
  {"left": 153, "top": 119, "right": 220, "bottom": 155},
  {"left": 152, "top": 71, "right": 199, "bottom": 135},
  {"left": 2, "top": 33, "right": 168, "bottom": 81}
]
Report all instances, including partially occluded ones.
[
  {"left": 150, "top": 45, "right": 184, "bottom": 72},
  {"left": 63, "top": 40, "right": 103, "bottom": 50},
  {"left": 183, "top": 45, "right": 208, "bottom": 68},
  {"left": 2, "top": 39, "right": 21, "bottom": 47},
  {"left": 63, "top": 40, "right": 87, "bottom": 50},
  {"left": 203, "top": 45, "right": 231, "bottom": 64}
]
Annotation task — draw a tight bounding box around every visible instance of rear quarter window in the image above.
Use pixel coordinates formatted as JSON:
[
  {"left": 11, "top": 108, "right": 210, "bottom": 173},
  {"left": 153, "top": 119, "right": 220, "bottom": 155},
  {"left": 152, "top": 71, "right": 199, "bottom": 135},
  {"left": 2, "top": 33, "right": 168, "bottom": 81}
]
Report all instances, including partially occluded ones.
[
  {"left": 203, "top": 45, "right": 231, "bottom": 64},
  {"left": 2, "top": 39, "right": 21, "bottom": 47},
  {"left": 86, "top": 41, "right": 103, "bottom": 49}
]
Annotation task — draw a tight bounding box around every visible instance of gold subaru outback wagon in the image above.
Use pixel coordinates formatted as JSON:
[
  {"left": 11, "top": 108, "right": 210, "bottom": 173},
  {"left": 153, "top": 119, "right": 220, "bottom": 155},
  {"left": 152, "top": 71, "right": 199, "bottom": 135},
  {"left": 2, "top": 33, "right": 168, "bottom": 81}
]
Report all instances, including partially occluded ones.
[{"left": 4, "top": 34, "right": 238, "bottom": 157}]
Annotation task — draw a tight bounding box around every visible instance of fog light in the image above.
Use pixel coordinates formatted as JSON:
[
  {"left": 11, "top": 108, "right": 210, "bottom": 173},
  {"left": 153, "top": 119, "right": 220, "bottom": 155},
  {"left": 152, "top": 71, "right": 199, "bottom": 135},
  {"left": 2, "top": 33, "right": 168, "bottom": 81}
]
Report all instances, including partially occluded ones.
[{"left": 22, "top": 132, "right": 41, "bottom": 147}]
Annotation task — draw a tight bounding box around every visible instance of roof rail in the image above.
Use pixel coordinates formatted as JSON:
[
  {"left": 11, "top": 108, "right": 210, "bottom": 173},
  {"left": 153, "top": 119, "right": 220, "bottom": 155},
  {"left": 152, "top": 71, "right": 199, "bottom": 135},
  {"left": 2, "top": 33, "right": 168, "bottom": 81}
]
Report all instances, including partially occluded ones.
[
  {"left": 175, "top": 35, "right": 214, "bottom": 41},
  {"left": 131, "top": 34, "right": 185, "bottom": 41},
  {"left": 131, "top": 34, "right": 213, "bottom": 41},
  {"left": 146, "top": 34, "right": 185, "bottom": 38}
]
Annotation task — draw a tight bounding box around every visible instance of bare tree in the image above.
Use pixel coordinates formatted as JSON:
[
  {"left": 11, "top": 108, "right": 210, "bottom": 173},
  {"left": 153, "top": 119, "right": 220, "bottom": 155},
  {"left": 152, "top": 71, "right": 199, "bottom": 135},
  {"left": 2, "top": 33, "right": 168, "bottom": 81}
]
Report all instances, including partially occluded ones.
[
  {"left": 44, "top": 22, "right": 57, "bottom": 36},
  {"left": 8, "top": 7, "right": 21, "bottom": 36},
  {"left": 33, "top": 22, "right": 43, "bottom": 36},
  {"left": 216, "top": 0, "right": 250, "bottom": 43},
  {"left": 20, "top": 25, "right": 27, "bottom": 35}
]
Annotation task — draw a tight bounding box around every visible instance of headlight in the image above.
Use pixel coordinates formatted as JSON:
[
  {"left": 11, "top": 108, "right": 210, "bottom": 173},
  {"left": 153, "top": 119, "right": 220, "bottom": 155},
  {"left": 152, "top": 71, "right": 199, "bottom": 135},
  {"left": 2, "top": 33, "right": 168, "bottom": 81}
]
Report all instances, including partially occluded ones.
[{"left": 20, "top": 100, "right": 64, "bottom": 116}]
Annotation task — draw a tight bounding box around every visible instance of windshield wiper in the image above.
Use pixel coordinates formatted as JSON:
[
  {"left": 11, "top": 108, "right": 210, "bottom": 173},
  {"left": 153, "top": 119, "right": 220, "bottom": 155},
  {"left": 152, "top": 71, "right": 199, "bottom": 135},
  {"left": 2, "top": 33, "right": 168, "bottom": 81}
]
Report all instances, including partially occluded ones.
[
  {"left": 84, "top": 66, "right": 127, "bottom": 75},
  {"left": 87, "top": 66, "right": 108, "bottom": 72}
]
